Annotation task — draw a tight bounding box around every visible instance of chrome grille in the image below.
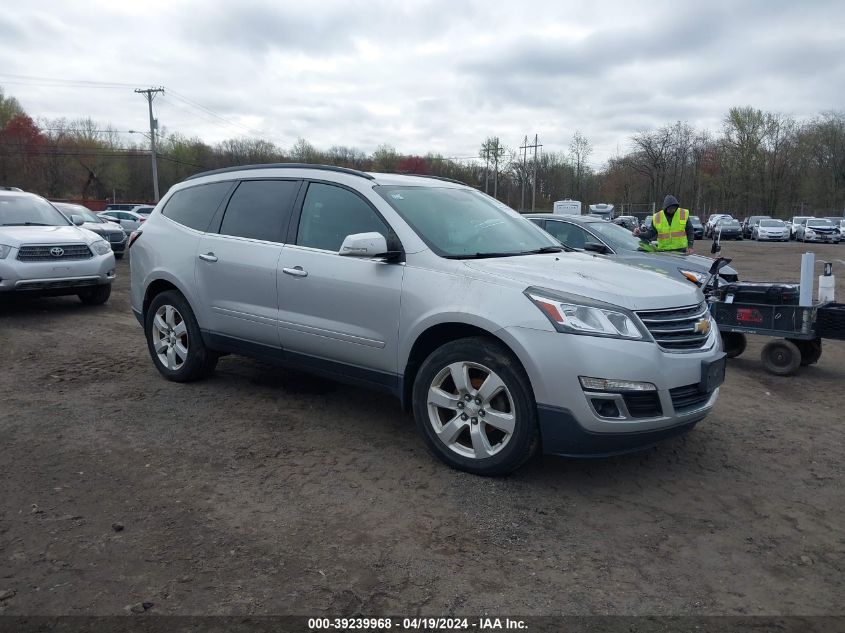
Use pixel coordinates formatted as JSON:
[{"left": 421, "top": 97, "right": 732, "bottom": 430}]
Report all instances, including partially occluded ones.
[
  {"left": 108, "top": 232, "right": 126, "bottom": 243},
  {"left": 17, "top": 244, "right": 92, "bottom": 262},
  {"left": 636, "top": 303, "right": 711, "bottom": 351}
]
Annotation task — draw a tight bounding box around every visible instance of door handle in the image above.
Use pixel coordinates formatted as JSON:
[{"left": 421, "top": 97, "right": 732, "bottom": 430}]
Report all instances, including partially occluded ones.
[
  {"left": 198, "top": 252, "right": 218, "bottom": 262},
  {"left": 282, "top": 266, "right": 308, "bottom": 277}
]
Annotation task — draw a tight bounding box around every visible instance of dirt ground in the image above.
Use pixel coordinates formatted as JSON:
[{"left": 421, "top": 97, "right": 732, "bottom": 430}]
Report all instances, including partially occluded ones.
[{"left": 0, "top": 239, "right": 843, "bottom": 617}]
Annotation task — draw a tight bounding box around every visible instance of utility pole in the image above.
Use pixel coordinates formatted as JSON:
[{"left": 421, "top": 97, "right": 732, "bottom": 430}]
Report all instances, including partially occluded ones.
[
  {"left": 519, "top": 135, "right": 529, "bottom": 211},
  {"left": 488, "top": 137, "right": 505, "bottom": 199},
  {"left": 522, "top": 134, "right": 542, "bottom": 211},
  {"left": 135, "top": 87, "right": 164, "bottom": 202}
]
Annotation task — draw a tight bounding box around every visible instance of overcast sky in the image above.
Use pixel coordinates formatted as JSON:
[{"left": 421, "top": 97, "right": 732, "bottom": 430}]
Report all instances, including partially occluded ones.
[{"left": 1, "top": 0, "right": 843, "bottom": 167}]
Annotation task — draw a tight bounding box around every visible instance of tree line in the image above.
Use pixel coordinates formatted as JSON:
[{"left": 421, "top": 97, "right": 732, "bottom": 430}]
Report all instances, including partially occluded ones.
[{"left": 1, "top": 87, "right": 843, "bottom": 218}]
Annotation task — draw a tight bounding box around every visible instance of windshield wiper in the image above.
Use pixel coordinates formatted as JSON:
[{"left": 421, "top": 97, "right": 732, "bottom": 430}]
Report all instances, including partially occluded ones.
[
  {"left": 444, "top": 251, "right": 530, "bottom": 259},
  {"left": 0, "top": 222, "right": 52, "bottom": 226},
  {"left": 528, "top": 246, "right": 565, "bottom": 254}
]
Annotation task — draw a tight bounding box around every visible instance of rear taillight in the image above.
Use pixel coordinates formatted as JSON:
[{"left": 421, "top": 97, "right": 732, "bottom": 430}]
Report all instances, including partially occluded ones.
[{"left": 128, "top": 229, "right": 142, "bottom": 249}]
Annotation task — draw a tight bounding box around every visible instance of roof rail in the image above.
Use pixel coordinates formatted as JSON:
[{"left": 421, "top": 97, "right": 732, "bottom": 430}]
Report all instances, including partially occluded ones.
[
  {"left": 1, "top": 186, "right": 23, "bottom": 192},
  {"left": 185, "top": 163, "right": 375, "bottom": 181},
  {"left": 397, "top": 173, "right": 468, "bottom": 186}
]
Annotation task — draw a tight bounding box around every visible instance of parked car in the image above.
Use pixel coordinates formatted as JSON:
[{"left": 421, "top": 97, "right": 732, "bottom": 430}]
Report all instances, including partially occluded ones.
[
  {"left": 796, "top": 218, "right": 841, "bottom": 243},
  {"left": 704, "top": 214, "right": 733, "bottom": 238},
  {"left": 53, "top": 202, "right": 127, "bottom": 259},
  {"left": 104, "top": 203, "right": 147, "bottom": 213},
  {"left": 132, "top": 205, "right": 155, "bottom": 216},
  {"left": 525, "top": 214, "right": 738, "bottom": 285},
  {"left": 99, "top": 209, "right": 146, "bottom": 233},
  {"left": 689, "top": 215, "right": 704, "bottom": 239},
  {"left": 0, "top": 189, "right": 115, "bottom": 303},
  {"left": 822, "top": 217, "right": 845, "bottom": 237},
  {"left": 612, "top": 215, "right": 639, "bottom": 231},
  {"left": 711, "top": 218, "right": 743, "bottom": 240},
  {"left": 752, "top": 218, "right": 790, "bottom": 241},
  {"left": 130, "top": 164, "right": 725, "bottom": 475},
  {"left": 789, "top": 216, "right": 813, "bottom": 239},
  {"left": 742, "top": 215, "right": 771, "bottom": 239}
]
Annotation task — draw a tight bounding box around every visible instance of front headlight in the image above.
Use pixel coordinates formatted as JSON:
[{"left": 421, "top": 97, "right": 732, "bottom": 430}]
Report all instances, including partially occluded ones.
[
  {"left": 526, "top": 290, "right": 645, "bottom": 340},
  {"left": 0, "top": 244, "right": 11, "bottom": 259},
  {"left": 679, "top": 269, "right": 705, "bottom": 285},
  {"left": 90, "top": 239, "right": 112, "bottom": 255}
]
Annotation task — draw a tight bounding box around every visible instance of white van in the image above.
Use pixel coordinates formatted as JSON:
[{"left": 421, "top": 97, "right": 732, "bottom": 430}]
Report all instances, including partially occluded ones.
[
  {"left": 553, "top": 199, "right": 581, "bottom": 215},
  {"left": 588, "top": 203, "right": 615, "bottom": 220}
]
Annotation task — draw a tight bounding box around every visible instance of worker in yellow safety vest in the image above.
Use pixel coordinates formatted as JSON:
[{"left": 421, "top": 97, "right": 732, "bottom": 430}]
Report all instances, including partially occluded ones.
[{"left": 634, "top": 195, "right": 694, "bottom": 253}]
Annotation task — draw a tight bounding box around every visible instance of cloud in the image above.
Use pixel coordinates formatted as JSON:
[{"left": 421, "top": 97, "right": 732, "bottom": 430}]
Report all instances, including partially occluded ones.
[{"left": 0, "top": 0, "right": 843, "bottom": 166}]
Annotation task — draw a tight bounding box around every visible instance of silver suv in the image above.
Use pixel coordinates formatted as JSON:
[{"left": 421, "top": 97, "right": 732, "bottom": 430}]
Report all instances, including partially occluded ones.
[
  {"left": 130, "top": 165, "right": 725, "bottom": 475},
  {"left": 0, "top": 190, "right": 115, "bottom": 304}
]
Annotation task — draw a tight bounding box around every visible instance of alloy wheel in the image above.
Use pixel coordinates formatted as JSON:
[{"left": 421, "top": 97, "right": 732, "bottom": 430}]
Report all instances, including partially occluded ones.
[
  {"left": 151, "top": 304, "right": 188, "bottom": 371},
  {"left": 426, "top": 361, "right": 515, "bottom": 459}
]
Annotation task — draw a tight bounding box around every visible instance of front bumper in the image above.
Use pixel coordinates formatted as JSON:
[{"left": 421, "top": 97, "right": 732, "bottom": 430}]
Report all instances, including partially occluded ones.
[
  {"left": 0, "top": 252, "right": 115, "bottom": 294},
  {"left": 803, "top": 233, "right": 840, "bottom": 243},
  {"left": 501, "top": 325, "right": 723, "bottom": 456},
  {"left": 757, "top": 232, "right": 790, "bottom": 241}
]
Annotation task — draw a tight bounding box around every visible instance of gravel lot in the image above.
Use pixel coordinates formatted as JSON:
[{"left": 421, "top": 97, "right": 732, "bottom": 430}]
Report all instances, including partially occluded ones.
[{"left": 0, "top": 239, "right": 843, "bottom": 617}]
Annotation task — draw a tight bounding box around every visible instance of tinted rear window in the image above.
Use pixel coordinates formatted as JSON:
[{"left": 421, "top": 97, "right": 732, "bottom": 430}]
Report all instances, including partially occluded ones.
[
  {"left": 162, "top": 182, "right": 231, "bottom": 232},
  {"left": 218, "top": 180, "right": 299, "bottom": 242}
]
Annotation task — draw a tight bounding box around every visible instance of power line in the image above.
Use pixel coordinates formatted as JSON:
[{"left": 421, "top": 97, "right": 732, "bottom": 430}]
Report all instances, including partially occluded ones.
[
  {"left": 165, "top": 89, "right": 266, "bottom": 137},
  {"left": 0, "top": 73, "right": 138, "bottom": 89}
]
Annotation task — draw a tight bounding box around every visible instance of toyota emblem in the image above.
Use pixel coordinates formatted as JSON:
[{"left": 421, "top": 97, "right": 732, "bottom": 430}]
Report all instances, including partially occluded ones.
[{"left": 50, "top": 247, "right": 64, "bottom": 257}]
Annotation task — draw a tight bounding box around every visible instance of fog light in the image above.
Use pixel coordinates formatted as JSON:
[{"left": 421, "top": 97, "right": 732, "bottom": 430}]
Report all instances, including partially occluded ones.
[
  {"left": 580, "top": 377, "right": 657, "bottom": 392},
  {"left": 591, "top": 399, "right": 621, "bottom": 418}
]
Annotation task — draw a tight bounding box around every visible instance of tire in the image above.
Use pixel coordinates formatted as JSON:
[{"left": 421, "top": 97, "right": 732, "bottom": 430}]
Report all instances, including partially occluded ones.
[
  {"left": 721, "top": 332, "right": 747, "bottom": 359},
  {"left": 412, "top": 337, "right": 539, "bottom": 476},
  {"left": 761, "top": 339, "right": 801, "bottom": 376},
  {"left": 78, "top": 284, "right": 111, "bottom": 306},
  {"left": 145, "top": 290, "right": 218, "bottom": 382},
  {"left": 789, "top": 338, "right": 822, "bottom": 366}
]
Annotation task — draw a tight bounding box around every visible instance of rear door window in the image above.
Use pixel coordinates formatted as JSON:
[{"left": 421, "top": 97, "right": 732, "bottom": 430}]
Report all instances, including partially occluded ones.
[
  {"left": 218, "top": 180, "right": 299, "bottom": 243},
  {"left": 161, "top": 182, "right": 232, "bottom": 232}
]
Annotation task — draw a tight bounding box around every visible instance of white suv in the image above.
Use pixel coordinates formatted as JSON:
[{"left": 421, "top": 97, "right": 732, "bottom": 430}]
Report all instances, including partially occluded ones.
[
  {"left": 130, "top": 164, "right": 725, "bottom": 475},
  {"left": 0, "top": 190, "right": 115, "bottom": 303}
]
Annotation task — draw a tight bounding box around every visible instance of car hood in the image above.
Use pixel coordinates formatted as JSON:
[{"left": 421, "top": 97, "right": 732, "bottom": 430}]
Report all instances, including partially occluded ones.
[
  {"left": 609, "top": 251, "right": 737, "bottom": 281},
  {"left": 80, "top": 221, "right": 123, "bottom": 235},
  {"left": 462, "top": 252, "right": 702, "bottom": 311},
  {"left": 0, "top": 225, "right": 100, "bottom": 247}
]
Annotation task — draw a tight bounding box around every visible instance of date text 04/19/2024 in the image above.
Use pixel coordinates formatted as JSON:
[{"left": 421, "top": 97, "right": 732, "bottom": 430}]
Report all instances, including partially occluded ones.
[{"left": 307, "top": 617, "right": 528, "bottom": 630}]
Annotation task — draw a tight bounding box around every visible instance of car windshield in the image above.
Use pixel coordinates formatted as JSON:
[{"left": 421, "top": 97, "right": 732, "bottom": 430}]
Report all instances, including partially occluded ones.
[
  {"left": 0, "top": 195, "right": 71, "bottom": 226},
  {"left": 375, "top": 186, "right": 560, "bottom": 258},
  {"left": 807, "top": 220, "right": 833, "bottom": 228},
  {"left": 584, "top": 220, "right": 651, "bottom": 252},
  {"left": 689, "top": 216, "right": 702, "bottom": 225},
  {"left": 55, "top": 204, "right": 102, "bottom": 223},
  {"left": 719, "top": 220, "right": 740, "bottom": 227},
  {"left": 760, "top": 220, "right": 785, "bottom": 227},
  {"left": 792, "top": 217, "right": 811, "bottom": 224}
]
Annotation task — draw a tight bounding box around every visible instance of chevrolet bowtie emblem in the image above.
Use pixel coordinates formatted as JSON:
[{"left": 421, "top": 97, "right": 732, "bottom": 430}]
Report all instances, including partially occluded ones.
[{"left": 694, "top": 318, "right": 711, "bottom": 335}]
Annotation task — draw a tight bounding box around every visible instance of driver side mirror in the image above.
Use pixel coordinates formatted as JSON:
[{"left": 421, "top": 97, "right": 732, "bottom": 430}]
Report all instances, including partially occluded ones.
[
  {"left": 583, "top": 242, "right": 611, "bottom": 255},
  {"left": 338, "top": 232, "right": 400, "bottom": 260},
  {"left": 71, "top": 214, "right": 85, "bottom": 226}
]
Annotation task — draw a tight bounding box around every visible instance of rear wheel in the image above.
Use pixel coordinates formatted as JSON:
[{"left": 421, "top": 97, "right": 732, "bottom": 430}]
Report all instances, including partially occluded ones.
[
  {"left": 78, "top": 284, "right": 111, "bottom": 306},
  {"left": 789, "top": 338, "right": 822, "bottom": 366},
  {"left": 145, "top": 290, "right": 218, "bottom": 382},
  {"left": 761, "top": 339, "right": 801, "bottom": 376},
  {"left": 412, "top": 337, "right": 539, "bottom": 476}
]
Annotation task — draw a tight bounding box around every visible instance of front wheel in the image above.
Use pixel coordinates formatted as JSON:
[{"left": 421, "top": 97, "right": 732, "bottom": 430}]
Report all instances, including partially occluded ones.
[
  {"left": 78, "top": 284, "right": 111, "bottom": 305},
  {"left": 721, "top": 332, "right": 747, "bottom": 358},
  {"left": 145, "top": 290, "right": 218, "bottom": 382},
  {"left": 412, "top": 337, "right": 539, "bottom": 476}
]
